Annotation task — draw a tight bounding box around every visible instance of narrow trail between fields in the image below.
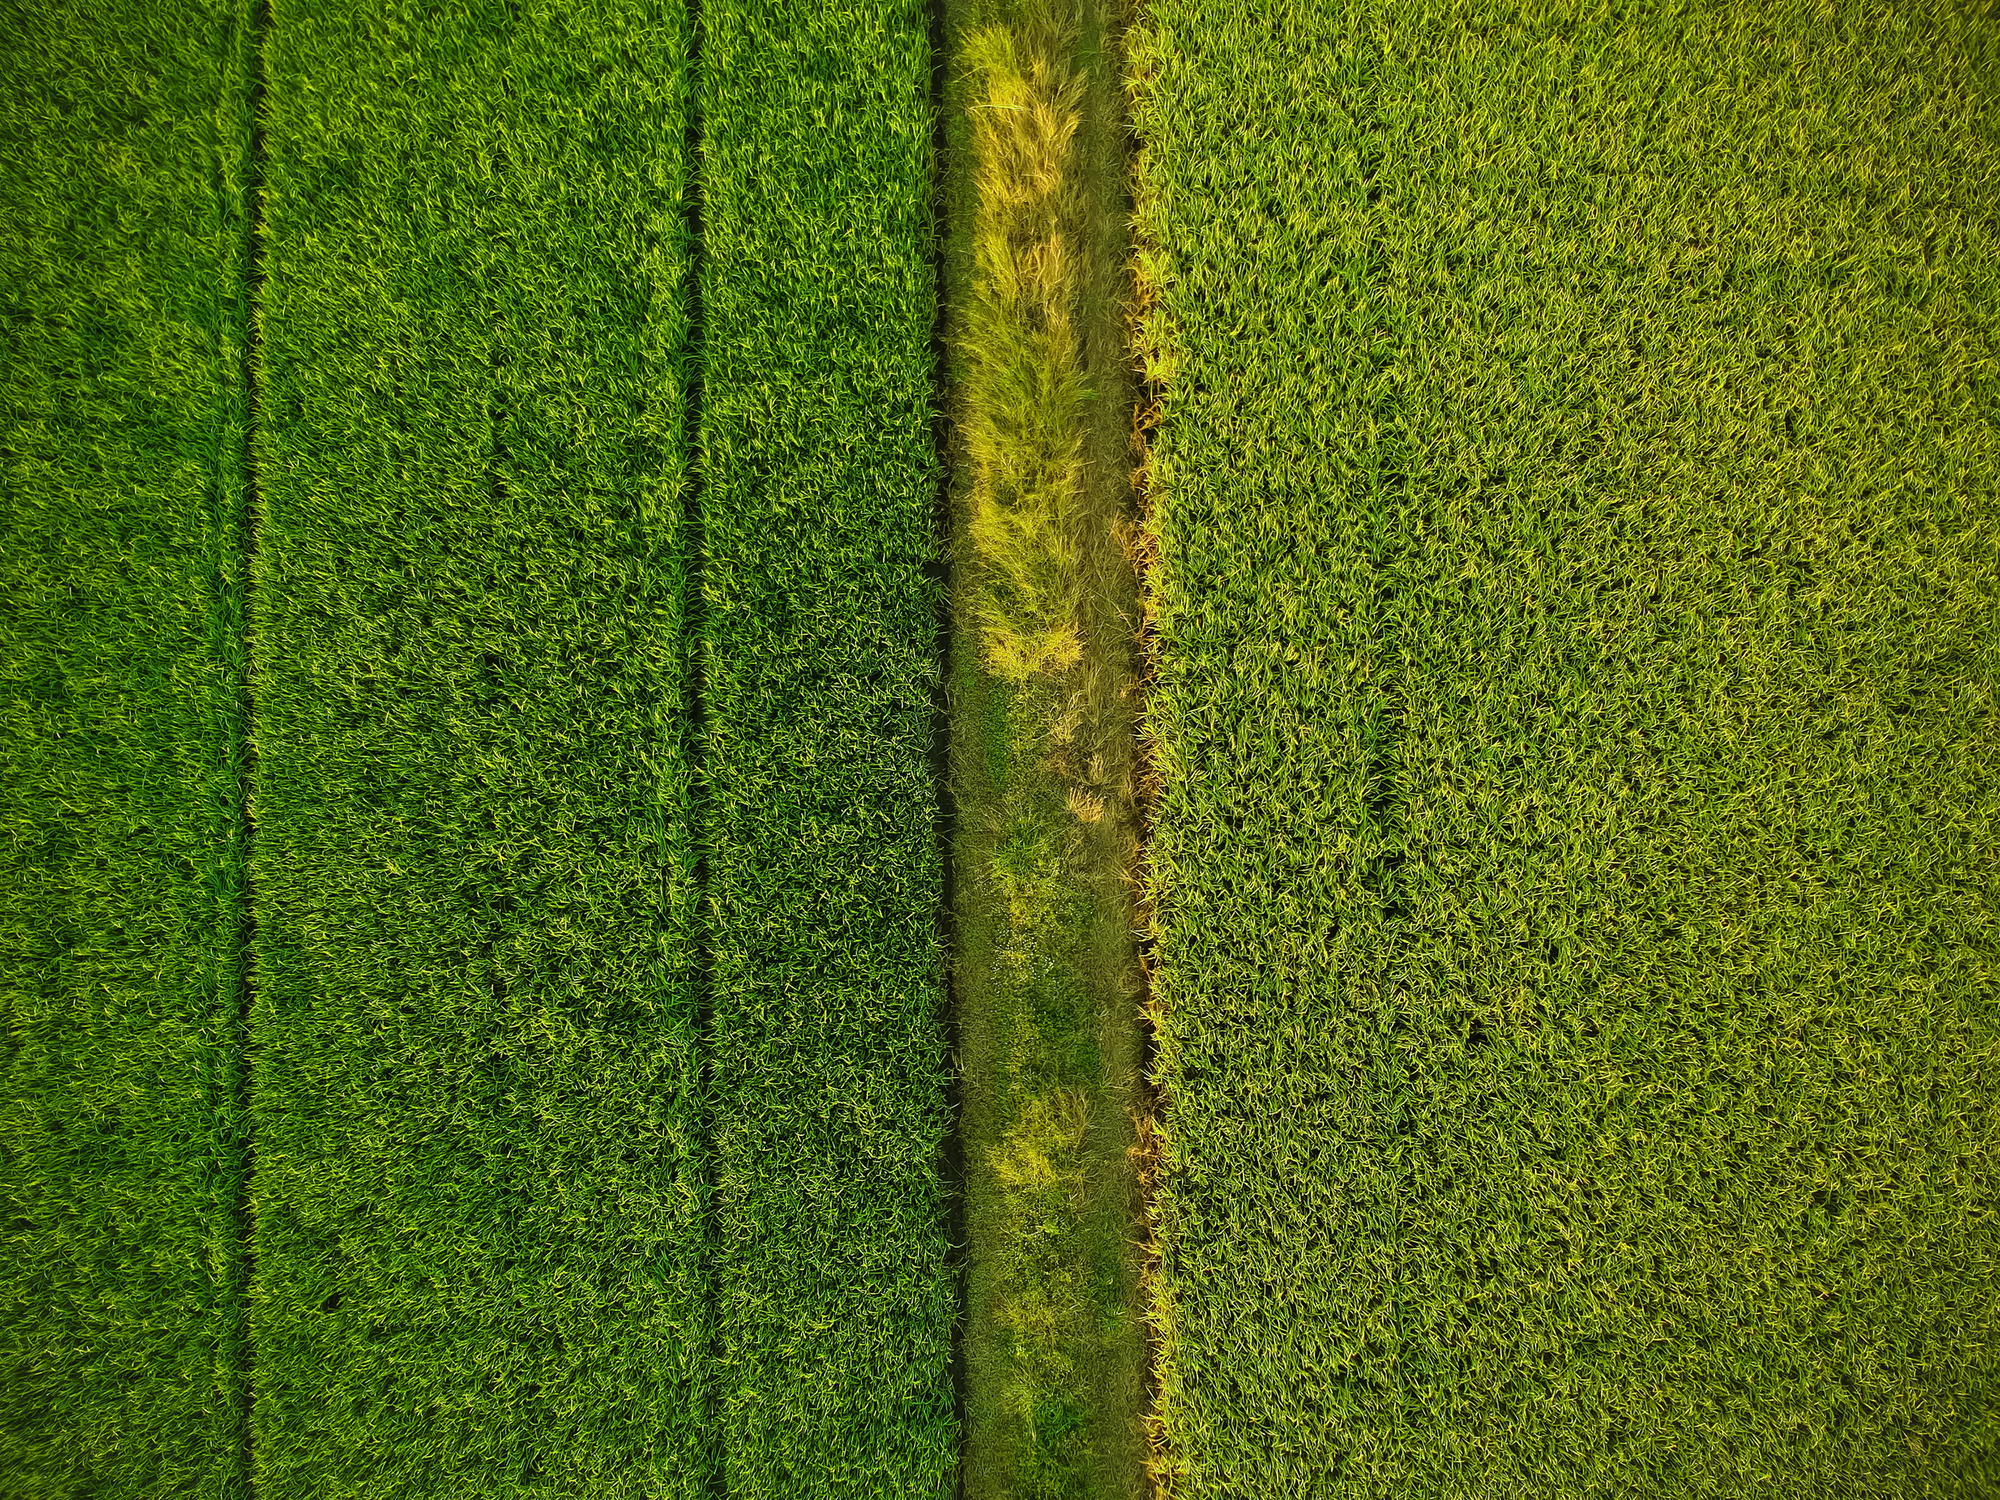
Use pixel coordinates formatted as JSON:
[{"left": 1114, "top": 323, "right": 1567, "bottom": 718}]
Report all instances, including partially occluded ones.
[
  {"left": 940, "top": 0, "right": 1153, "bottom": 1493},
  {"left": 227, "top": 1, "right": 269, "bottom": 1489}
]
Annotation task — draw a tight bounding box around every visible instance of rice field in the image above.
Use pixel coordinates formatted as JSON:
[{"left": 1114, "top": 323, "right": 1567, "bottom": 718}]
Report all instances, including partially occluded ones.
[
  {"left": 1128, "top": 0, "right": 2000, "bottom": 1492},
  {"left": 700, "top": 0, "right": 956, "bottom": 1493},
  {"left": 5, "top": 0, "right": 953, "bottom": 1493},
  {"left": 249, "top": 0, "right": 711, "bottom": 1490},
  {"left": 6, "top": 0, "right": 2000, "bottom": 1495},
  {"left": 0, "top": 0, "right": 256, "bottom": 1492}
]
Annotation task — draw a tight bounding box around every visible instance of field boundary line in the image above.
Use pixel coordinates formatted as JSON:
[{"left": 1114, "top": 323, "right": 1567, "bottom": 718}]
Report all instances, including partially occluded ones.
[
  {"left": 950, "top": 0, "right": 1150, "bottom": 1489},
  {"left": 681, "top": 0, "right": 722, "bottom": 1488},
  {"left": 227, "top": 0, "right": 269, "bottom": 1487},
  {"left": 924, "top": 0, "right": 970, "bottom": 1489},
  {"left": 1119, "top": 11, "right": 1168, "bottom": 1492}
]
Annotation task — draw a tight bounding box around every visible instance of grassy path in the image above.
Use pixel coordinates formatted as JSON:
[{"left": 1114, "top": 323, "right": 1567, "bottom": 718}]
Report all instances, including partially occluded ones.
[
  {"left": 1129, "top": 1, "right": 2000, "bottom": 1493},
  {"left": 943, "top": 0, "right": 1150, "bottom": 1494},
  {"left": 0, "top": 1, "right": 258, "bottom": 1491},
  {"left": 251, "top": 2, "right": 710, "bottom": 1490}
]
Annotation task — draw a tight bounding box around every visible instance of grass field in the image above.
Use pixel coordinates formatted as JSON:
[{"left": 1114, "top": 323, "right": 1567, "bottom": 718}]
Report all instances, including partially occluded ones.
[
  {"left": 698, "top": 2, "right": 956, "bottom": 1494},
  {"left": 0, "top": 0, "right": 257, "bottom": 1493},
  {"left": 251, "top": 1, "right": 711, "bottom": 1491},
  {"left": 1128, "top": 1, "right": 2000, "bottom": 1493}
]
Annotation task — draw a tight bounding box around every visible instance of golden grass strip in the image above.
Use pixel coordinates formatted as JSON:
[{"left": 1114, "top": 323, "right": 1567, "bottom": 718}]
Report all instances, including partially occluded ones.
[{"left": 963, "top": 5, "right": 1088, "bottom": 683}]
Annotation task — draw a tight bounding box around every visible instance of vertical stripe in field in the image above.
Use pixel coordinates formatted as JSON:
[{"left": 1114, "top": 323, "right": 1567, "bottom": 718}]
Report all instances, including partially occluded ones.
[
  {"left": 251, "top": 1, "right": 710, "bottom": 1492},
  {"left": 699, "top": 1, "right": 955, "bottom": 1494},
  {"left": 0, "top": 0, "right": 258, "bottom": 1493}
]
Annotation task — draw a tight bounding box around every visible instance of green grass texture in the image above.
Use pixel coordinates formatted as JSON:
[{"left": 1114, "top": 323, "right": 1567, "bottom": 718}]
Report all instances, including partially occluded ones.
[
  {"left": 250, "top": 0, "right": 710, "bottom": 1491},
  {"left": 0, "top": 0, "right": 258, "bottom": 1493},
  {"left": 1128, "top": 0, "right": 2000, "bottom": 1494},
  {"left": 699, "top": 1, "right": 955, "bottom": 1493}
]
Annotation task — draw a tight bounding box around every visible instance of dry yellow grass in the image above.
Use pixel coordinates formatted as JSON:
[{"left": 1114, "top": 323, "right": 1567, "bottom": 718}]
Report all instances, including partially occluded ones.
[{"left": 962, "top": 6, "right": 1088, "bottom": 685}]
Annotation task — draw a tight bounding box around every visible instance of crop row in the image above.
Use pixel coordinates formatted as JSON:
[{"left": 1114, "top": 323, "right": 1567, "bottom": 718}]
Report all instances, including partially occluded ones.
[
  {"left": 250, "top": 0, "right": 711, "bottom": 1489},
  {"left": 701, "top": 0, "right": 955, "bottom": 1493},
  {"left": 0, "top": 0, "right": 257, "bottom": 1491}
]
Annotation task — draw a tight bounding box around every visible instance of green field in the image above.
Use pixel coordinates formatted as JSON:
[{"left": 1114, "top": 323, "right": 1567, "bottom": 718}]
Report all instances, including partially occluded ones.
[
  {"left": 1128, "top": 0, "right": 2000, "bottom": 1493},
  {"left": 9, "top": 0, "right": 2000, "bottom": 1494},
  {"left": 0, "top": 0, "right": 256, "bottom": 1492},
  {"left": 7, "top": 0, "right": 954, "bottom": 1491},
  {"left": 700, "top": 2, "right": 956, "bottom": 1492},
  {"left": 251, "top": 0, "right": 711, "bottom": 1489}
]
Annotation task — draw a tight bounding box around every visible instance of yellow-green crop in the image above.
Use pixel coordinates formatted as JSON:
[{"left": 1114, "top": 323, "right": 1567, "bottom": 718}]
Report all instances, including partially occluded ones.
[
  {"left": 963, "top": 0, "right": 1090, "bottom": 684},
  {"left": 1130, "top": 0, "right": 2000, "bottom": 1493}
]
